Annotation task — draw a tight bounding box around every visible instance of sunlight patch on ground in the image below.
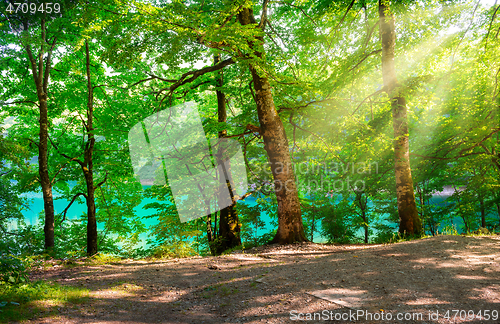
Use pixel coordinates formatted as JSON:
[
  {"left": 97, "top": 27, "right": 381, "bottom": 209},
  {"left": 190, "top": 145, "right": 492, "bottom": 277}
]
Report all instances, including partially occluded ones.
[
  {"left": 308, "top": 288, "right": 369, "bottom": 309},
  {"left": 180, "top": 272, "right": 199, "bottom": 276},
  {"left": 90, "top": 288, "right": 137, "bottom": 298},
  {"left": 472, "top": 286, "right": 500, "bottom": 303},
  {"left": 405, "top": 298, "right": 451, "bottom": 306},
  {"left": 454, "top": 274, "right": 492, "bottom": 280},
  {"left": 231, "top": 255, "right": 278, "bottom": 261},
  {"left": 31, "top": 299, "right": 64, "bottom": 308}
]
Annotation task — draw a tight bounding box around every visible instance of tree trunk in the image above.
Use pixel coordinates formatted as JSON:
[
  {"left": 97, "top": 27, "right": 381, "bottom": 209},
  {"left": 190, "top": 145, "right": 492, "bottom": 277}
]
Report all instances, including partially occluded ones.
[
  {"left": 356, "top": 192, "right": 369, "bottom": 243},
  {"left": 214, "top": 54, "right": 242, "bottom": 254},
  {"left": 479, "top": 194, "right": 486, "bottom": 228},
  {"left": 84, "top": 40, "right": 98, "bottom": 256},
  {"left": 310, "top": 207, "right": 315, "bottom": 242},
  {"left": 364, "top": 219, "right": 368, "bottom": 244},
  {"left": 496, "top": 201, "right": 500, "bottom": 228},
  {"left": 379, "top": 0, "right": 421, "bottom": 236},
  {"left": 24, "top": 19, "right": 56, "bottom": 250},
  {"left": 206, "top": 212, "right": 215, "bottom": 255},
  {"left": 238, "top": 7, "right": 307, "bottom": 244},
  {"left": 39, "top": 90, "right": 55, "bottom": 250}
]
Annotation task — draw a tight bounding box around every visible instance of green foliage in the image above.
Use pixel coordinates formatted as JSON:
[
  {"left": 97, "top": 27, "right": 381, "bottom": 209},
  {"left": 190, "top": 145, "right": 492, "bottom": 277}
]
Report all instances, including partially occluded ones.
[
  {"left": 84, "top": 253, "right": 122, "bottom": 265},
  {"left": 439, "top": 225, "right": 460, "bottom": 236},
  {"left": 0, "top": 0, "right": 499, "bottom": 261},
  {"left": 149, "top": 241, "right": 197, "bottom": 259},
  {"left": 220, "top": 245, "right": 244, "bottom": 255},
  {"left": 321, "top": 209, "right": 357, "bottom": 244},
  {"left": 238, "top": 202, "right": 266, "bottom": 245},
  {"left": 0, "top": 252, "right": 29, "bottom": 286},
  {"left": 243, "top": 230, "right": 277, "bottom": 249}
]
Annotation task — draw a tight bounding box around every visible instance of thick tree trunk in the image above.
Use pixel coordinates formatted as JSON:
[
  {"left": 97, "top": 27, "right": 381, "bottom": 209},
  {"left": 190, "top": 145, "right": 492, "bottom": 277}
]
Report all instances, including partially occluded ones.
[
  {"left": 84, "top": 41, "right": 98, "bottom": 256},
  {"left": 379, "top": 0, "right": 421, "bottom": 236},
  {"left": 214, "top": 54, "right": 242, "bottom": 254},
  {"left": 238, "top": 7, "right": 307, "bottom": 244},
  {"left": 24, "top": 19, "right": 56, "bottom": 250}
]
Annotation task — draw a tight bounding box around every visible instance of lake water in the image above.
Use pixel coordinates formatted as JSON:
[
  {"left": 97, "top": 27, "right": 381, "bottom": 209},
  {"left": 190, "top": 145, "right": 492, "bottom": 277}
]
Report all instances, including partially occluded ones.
[{"left": 15, "top": 190, "right": 497, "bottom": 248}]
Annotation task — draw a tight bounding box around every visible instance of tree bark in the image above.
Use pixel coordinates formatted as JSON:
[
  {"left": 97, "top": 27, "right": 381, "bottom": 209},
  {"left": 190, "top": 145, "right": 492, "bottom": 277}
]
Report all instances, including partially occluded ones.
[
  {"left": 84, "top": 40, "right": 98, "bottom": 256},
  {"left": 214, "top": 54, "right": 242, "bottom": 254},
  {"left": 479, "top": 193, "right": 486, "bottom": 228},
  {"left": 206, "top": 213, "right": 214, "bottom": 247},
  {"left": 379, "top": 0, "right": 421, "bottom": 236},
  {"left": 310, "top": 207, "right": 315, "bottom": 242},
  {"left": 496, "top": 201, "right": 500, "bottom": 228},
  {"left": 24, "top": 19, "right": 56, "bottom": 250},
  {"left": 238, "top": 7, "right": 307, "bottom": 244}
]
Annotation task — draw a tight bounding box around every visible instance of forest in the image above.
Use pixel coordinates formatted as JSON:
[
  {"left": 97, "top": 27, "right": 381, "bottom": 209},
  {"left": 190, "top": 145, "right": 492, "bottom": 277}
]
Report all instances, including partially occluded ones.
[{"left": 0, "top": 0, "right": 499, "bottom": 322}]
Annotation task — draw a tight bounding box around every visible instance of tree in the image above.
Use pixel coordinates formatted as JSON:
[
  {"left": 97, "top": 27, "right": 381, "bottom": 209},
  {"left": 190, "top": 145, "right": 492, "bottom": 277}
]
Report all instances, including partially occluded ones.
[
  {"left": 24, "top": 18, "right": 58, "bottom": 250},
  {"left": 237, "top": 6, "right": 307, "bottom": 244},
  {"left": 378, "top": 0, "right": 421, "bottom": 235},
  {"left": 51, "top": 40, "right": 106, "bottom": 255},
  {"left": 95, "top": 0, "right": 308, "bottom": 244},
  {"left": 0, "top": 0, "right": 79, "bottom": 251},
  {"left": 213, "top": 54, "right": 242, "bottom": 253}
]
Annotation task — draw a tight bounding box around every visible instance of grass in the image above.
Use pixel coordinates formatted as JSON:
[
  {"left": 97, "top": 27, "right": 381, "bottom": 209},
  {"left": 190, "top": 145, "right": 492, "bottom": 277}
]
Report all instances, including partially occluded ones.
[
  {"left": 85, "top": 253, "right": 122, "bottom": 265},
  {"left": 0, "top": 281, "right": 89, "bottom": 323}
]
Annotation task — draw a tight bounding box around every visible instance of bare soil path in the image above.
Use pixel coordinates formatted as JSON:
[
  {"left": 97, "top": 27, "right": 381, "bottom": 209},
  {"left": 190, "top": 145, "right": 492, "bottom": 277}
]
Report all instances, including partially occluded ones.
[{"left": 25, "top": 235, "right": 500, "bottom": 324}]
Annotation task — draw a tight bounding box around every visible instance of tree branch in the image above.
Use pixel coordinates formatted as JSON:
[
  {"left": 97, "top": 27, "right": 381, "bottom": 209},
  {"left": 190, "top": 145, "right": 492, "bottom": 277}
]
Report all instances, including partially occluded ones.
[
  {"left": 48, "top": 136, "right": 85, "bottom": 167},
  {"left": 94, "top": 172, "right": 108, "bottom": 190},
  {"left": 348, "top": 49, "right": 382, "bottom": 72},
  {"left": 157, "top": 58, "right": 235, "bottom": 101},
  {"left": 0, "top": 100, "right": 40, "bottom": 108},
  {"left": 484, "top": 1, "right": 499, "bottom": 51},
  {"left": 57, "top": 192, "right": 87, "bottom": 227}
]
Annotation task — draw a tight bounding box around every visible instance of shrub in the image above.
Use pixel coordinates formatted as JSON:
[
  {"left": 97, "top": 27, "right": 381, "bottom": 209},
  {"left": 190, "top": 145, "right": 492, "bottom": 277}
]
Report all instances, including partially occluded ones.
[
  {"left": 149, "top": 241, "right": 197, "bottom": 259},
  {"left": 0, "top": 254, "right": 28, "bottom": 285},
  {"left": 0, "top": 240, "right": 29, "bottom": 285}
]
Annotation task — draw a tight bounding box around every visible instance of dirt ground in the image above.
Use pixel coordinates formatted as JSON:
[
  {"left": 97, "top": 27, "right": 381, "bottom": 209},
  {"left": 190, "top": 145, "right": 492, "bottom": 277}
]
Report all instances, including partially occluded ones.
[{"left": 26, "top": 235, "right": 500, "bottom": 324}]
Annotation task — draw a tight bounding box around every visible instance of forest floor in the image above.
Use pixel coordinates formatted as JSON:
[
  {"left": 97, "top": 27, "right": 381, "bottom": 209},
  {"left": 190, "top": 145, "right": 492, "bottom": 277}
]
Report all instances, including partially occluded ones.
[{"left": 21, "top": 235, "right": 500, "bottom": 323}]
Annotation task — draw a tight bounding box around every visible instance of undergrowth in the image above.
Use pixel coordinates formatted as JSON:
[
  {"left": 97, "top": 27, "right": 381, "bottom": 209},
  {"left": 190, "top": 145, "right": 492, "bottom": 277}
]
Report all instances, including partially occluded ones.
[{"left": 0, "top": 281, "right": 89, "bottom": 323}]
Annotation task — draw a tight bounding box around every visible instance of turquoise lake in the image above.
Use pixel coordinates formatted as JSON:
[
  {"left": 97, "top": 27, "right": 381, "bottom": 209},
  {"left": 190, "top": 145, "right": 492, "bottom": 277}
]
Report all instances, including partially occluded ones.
[{"left": 15, "top": 190, "right": 497, "bottom": 248}]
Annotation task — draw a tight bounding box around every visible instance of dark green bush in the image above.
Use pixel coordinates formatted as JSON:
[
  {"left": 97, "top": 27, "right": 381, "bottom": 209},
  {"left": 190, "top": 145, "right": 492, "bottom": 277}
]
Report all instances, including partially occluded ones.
[{"left": 0, "top": 241, "right": 29, "bottom": 285}]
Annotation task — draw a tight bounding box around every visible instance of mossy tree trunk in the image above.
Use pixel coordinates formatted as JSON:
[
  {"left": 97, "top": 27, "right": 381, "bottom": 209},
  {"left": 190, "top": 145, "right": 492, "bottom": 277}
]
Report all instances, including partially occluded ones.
[
  {"left": 238, "top": 7, "right": 307, "bottom": 244},
  {"left": 214, "top": 54, "right": 242, "bottom": 254},
  {"left": 379, "top": 0, "right": 421, "bottom": 236}
]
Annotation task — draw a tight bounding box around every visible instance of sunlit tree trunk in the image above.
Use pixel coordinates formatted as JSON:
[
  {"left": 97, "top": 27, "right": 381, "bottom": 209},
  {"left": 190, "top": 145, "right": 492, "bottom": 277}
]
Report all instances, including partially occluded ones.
[
  {"left": 238, "top": 7, "right": 307, "bottom": 244},
  {"left": 379, "top": 0, "right": 421, "bottom": 236},
  {"left": 24, "top": 19, "right": 56, "bottom": 250},
  {"left": 214, "top": 54, "right": 242, "bottom": 254}
]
